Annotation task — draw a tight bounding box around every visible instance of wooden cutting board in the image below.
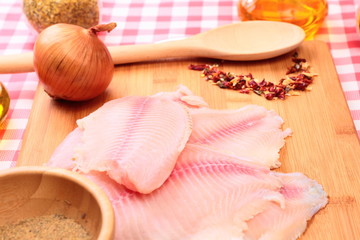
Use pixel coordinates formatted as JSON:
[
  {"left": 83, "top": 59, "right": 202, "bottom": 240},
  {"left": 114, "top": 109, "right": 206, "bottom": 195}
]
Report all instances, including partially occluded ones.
[{"left": 18, "top": 40, "right": 360, "bottom": 239}]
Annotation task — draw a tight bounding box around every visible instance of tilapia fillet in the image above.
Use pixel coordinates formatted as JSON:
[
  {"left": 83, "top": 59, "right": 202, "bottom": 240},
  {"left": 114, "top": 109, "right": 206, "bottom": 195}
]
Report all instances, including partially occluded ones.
[
  {"left": 50, "top": 95, "right": 193, "bottom": 194},
  {"left": 47, "top": 86, "right": 327, "bottom": 239},
  {"left": 153, "top": 84, "right": 209, "bottom": 108},
  {"left": 188, "top": 105, "right": 292, "bottom": 169},
  {"left": 80, "top": 145, "right": 327, "bottom": 240},
  {"left": 244, "top": 172, "right": 328, "bottom": 240}
]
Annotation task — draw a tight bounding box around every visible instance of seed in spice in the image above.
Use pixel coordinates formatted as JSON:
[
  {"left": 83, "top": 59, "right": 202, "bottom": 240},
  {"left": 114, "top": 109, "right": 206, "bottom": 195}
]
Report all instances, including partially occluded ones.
[
  {"left": 188, "top": 52, "right": 317, "bottom": 100},
  {"left": 23, "top": 0, "right": 100, "bottom": 32},
  {"left": 0, "top": 214, "right": 92, "bottom": 239}
]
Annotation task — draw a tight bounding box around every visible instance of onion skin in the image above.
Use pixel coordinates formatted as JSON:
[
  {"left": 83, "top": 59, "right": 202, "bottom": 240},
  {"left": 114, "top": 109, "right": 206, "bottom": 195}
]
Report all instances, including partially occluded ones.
[{"left": 33, "top": 23, "right": 116, "bottom": 101}]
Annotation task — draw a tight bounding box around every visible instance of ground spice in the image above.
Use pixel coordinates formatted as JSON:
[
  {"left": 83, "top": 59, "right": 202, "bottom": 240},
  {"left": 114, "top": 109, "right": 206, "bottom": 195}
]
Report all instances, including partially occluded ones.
[
  {"left": 23, "top": 0, "right": 100, "bottom": 32},
  {"left": 189, "top": 52, "right": 317, "bottom": 100},
  {"left": 0, "top": 214, "right": 92, "bottom": 239}
]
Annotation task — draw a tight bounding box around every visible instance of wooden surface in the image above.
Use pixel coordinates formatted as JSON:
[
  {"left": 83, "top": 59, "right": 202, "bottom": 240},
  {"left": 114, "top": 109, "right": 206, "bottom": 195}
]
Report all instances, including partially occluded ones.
[
  {"left": 0, "top": 167, "right": 114, "bottom": 239},
  {"left": 18, "top": 40, "right": 360, "bottom": 239}
]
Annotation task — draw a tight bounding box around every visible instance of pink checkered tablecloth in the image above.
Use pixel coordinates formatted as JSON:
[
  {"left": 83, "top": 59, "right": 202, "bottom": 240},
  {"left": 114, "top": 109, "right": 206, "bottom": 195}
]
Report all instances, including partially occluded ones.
[{"left": 0, "top": 0, "right": 359, "bottom": 169}]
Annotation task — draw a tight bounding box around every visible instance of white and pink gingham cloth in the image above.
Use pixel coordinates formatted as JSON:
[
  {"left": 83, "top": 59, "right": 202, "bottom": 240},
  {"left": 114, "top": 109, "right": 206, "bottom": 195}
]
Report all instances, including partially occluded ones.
[{"left": 0, "top": 0, "right": 359, "bottom": 169}]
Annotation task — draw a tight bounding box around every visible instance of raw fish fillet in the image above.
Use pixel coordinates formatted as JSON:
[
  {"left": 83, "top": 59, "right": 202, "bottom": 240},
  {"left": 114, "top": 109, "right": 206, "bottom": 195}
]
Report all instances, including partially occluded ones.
[
  {"left": 188, "top": 105, "right": 292, "bottom": 168},
  {"left": 71, "top": 145, "right": 326, "bottom": 240},
  {"left": 243, "top": 172, "right": 328, "bottom": 240},
  {"left": 154, "top": 88, "right": 290, "bottom": 168},
  {"left": 85, "top": 144, "right": 285, "bottom": 240},
  {"left": 153, "top": 84, "right": 209, "bottom": 108},
  {"left": 47, "top": 87, "right": 327, "bottom": 239},
  {"left": 52, "top": 96, "right": 193, "bottom": 194},
  {"left": 47, "top": 127, "right": 81, "bottom": 169}
]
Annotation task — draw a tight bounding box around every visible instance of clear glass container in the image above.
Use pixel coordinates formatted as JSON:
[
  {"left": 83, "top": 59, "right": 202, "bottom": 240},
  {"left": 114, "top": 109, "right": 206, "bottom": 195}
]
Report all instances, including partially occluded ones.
[
  {"left": 0, "top": 82, "right": 10, "bottom": 124},
  {"left": 238, "top": 0, "right": 328, "bottom": 39},
  {"left": 23, "top": 0, "right": 101, "bottom": 33}
]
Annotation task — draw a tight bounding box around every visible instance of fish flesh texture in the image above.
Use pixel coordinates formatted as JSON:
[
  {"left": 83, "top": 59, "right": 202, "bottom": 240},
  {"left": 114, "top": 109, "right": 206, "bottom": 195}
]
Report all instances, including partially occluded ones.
[
  {"left": 48, "top": 85, "right": 204, "bottom": 194},
  {"left": 47, "top": 127, "right": 81, "bottom": 170},
  {"left": 188, "top": 105, "right": 291, "bottom": 168},
  {"left": 71, "top": 144, "right": 327, "bottom": 240},
  {"left": 76, "top": 96, "right": 192, "bottom": 194},
  {"left": 243, "top": 172, "right": 328, "bottom": 240},
  {"left": 153, "top": 84, "right": 209, "bottom": 108},
  {"left": 50, "top": 95, "right": 193, "bottom": 194},
  {"left": 47, "top": 87, "right": 327, "bottom": 239},
  {"left": 154, "top": 86, "right": 291, "bottom": 168},
  {"left": 83, "top": 144, "right": 285, "bottom": 240}
]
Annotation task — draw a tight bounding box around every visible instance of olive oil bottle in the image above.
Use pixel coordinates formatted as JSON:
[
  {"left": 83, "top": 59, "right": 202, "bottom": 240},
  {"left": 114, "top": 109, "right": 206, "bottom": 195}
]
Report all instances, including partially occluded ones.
[
  {"left": 238, "top": 0, "right": 328, "bottom": 39},
  {"left": 0, "top": 82, "right": 10, "bottom": 124}
]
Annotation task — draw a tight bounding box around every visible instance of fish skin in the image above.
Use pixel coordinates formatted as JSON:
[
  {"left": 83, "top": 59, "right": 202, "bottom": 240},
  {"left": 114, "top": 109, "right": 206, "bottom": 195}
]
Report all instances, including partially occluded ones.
[{"left": 188, "top": 105, "right": 292, "bottom": 169}]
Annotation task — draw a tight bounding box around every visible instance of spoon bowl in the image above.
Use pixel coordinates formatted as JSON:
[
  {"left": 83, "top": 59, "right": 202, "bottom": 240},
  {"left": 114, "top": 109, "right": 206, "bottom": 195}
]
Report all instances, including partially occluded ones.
[
  {"left": 0, "top": 21, "right": 305, "bottom": 73},
  {"left": 197, "top": 21, "right": 306, "bottom": 60},
  {"left": 109, "top": 20, "right": 305, "bottom": 64}
]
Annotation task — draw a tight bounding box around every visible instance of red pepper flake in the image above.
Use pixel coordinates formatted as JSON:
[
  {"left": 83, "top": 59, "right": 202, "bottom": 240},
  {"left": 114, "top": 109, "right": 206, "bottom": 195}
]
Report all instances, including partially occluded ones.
[
  {"left": 188, "top": 64, "right": 207, "bottom": 71},
  {"left": 189, "top": 52, "right": 317, "bottom": 100}
]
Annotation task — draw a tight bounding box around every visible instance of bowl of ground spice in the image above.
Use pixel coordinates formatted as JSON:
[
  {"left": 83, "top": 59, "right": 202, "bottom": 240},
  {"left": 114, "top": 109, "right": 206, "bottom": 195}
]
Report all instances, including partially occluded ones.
[{"left": 0, "top": 166, "right": 114, "bottom": 240}]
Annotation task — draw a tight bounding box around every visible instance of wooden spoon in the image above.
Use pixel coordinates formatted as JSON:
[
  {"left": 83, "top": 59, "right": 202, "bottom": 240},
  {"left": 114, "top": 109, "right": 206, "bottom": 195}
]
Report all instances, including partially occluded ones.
[{"left": 0, "top": 21, "right": 305, "bottom": 74}]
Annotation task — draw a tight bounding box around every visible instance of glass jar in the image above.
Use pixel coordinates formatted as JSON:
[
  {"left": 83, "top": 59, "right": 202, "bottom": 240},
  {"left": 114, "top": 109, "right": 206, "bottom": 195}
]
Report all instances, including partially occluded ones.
[
  {"left": 23, "top": 0, "right": 101, "bottom": 33},
  {"left": 238, "top": 0, "right": 328, "bottom": 39}
]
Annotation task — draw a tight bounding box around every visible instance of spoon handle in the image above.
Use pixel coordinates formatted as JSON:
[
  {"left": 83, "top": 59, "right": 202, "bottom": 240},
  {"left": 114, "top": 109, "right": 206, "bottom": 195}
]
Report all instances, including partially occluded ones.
[
  {"left": 108, "top": 38, "right": 201, "bottom": 65},
  {"left": 0, "top": 38, "right": 201, "bottom": 74},
  {"left": 0, "top": 52, "right": 34, "bottom": 74}
]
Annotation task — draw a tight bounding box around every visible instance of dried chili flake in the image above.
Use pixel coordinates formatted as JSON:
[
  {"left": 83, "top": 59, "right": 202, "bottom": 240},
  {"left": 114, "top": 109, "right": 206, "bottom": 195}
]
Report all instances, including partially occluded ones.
[
  {"left": 188, "top": 64, "right": 207, "bottom": 71},
  {"left": 189, "top": 52, "right": 317, "bottom": 100},
  {"left": 253, "top": 90, "right": 263, "bottom": 96}
]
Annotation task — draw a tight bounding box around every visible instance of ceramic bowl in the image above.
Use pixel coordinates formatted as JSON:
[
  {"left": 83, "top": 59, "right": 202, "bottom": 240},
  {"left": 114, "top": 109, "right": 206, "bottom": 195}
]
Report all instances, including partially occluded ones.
[{"left": 0, "top": 166, "right": 114, "bottom": 239}]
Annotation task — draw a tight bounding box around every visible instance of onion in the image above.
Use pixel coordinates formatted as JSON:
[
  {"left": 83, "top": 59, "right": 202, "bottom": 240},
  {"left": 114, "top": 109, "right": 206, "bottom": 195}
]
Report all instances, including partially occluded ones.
[{"left": 33, "top": 22, "right": 116, "bottom": 101}]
